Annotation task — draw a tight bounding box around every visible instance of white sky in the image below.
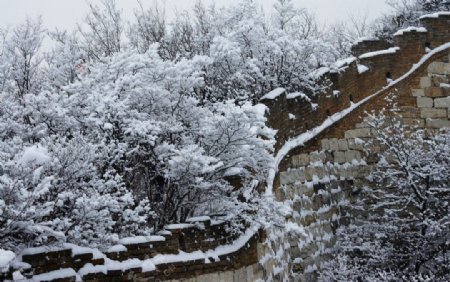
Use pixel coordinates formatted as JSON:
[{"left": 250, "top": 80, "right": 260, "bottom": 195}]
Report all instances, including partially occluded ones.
[{"left": 0, "top": 0, "right": 392, "bottom": 31}]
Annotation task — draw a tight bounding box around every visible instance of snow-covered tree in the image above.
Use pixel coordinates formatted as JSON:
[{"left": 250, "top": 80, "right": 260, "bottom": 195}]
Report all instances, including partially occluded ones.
[
  {"left": 78, "top": 0, "right": 123, "bottom": 60},
  {"left": 128, "top": 0, "right": 166, "bottom": 54},
  {"left": 320, "top": 107, "right": 450, "bottom": 281},
  {"left": 1, "top": 17, "right": 44, "bottom": 97},
  {"left": 44, "top": 30, "right": 86, "bottom": 90}
]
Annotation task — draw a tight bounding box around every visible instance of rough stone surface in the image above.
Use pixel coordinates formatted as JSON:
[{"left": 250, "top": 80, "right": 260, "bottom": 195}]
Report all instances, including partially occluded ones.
[
  {"left": 420, "top": 108, "right": 448, "bottom": 118},
  {"left": 338, "top": 139, "right": 349, "bottom": 150},
  {"left": 420, "top": 76, "right": 432, "bottom": 88},
  {"left": 344, "top": 128, "right": 372, "bottom": 138},
  {"left": 434, "top": 97, "right": 450, "bottom": 108},
  {"left": 427, "top": 62, "right": 450, "bottom": 75},
  {"left": 416, "top": 97, "right": 433, "bottom": 108},
  {"left": 292, "top": 154, "right": 310, "bottom": 167},
  {"left": 426, "top": 118, "right": 450, "bottom": 128},
  {"left": 333, "top": 151, "right": 346, "bottom": 164}
]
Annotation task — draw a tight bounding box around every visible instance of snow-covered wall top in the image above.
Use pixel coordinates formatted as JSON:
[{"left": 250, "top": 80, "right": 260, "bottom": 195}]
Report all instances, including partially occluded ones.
[
  {"left": 0, "top": 217, "right": 262, "bottom": 281},
  {"left": 261, "top": 12, "right": 450, "bottom": 153}
]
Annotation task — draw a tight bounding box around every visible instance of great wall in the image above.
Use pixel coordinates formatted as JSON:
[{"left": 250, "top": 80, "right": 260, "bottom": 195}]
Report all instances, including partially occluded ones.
[{"left": 1, "top": 12, "right": 449, "bottom": 282}]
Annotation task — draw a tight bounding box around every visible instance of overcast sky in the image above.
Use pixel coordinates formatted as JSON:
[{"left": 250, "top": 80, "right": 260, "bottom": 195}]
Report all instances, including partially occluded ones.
[{"left": 0, "top": 0, "right": 392, "bottom": 31}]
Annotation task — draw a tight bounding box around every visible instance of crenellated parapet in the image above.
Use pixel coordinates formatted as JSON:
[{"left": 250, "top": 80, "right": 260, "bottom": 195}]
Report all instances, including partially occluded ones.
[
  {"left": 262, "top": 12, "right": 450, "bottom": 152},
  {"left": 0, "top": 217, "right": 267, "bottom": 282}
]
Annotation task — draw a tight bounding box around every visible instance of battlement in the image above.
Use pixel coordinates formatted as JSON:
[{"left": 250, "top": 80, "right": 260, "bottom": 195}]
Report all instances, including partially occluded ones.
[
  {"left": 1, "top": 217, "right": 264, "bottom": 281},
  {"left": 262, "top": 13, "right": 450, "bottom": 152}
]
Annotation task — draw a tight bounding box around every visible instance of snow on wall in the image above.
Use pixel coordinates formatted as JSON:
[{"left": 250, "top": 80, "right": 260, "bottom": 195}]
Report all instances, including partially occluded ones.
[
  {"left": 393, "top": 26, "right": 427, "bottom": 36},
  {"left": 359, "top": 47, "right": 400, "bottom": 59},
  {"left": 266, "top": 42, "right": 450, "bottom": 196}
]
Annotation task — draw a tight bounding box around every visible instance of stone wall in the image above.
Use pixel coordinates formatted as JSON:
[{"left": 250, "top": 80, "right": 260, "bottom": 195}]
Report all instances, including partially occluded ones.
[
  {"left": 1, "top": 217, "right": 273, "bottom": 282},
  {"left": 262, "top": 13, "right": 450, "bottom": 152},
  {"left": 276, "top": 46, "right": 450, "bottom": 281}
]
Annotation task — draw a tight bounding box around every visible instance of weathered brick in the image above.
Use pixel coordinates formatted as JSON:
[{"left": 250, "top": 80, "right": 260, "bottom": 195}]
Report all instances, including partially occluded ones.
[
  {"left": 426, "top": 118, "right": 450, "bottom": 128},
  {"left": 344, "top": 128, "right": 372, "bottom": 138},
  {"left": 411, "top": 89, "right": 425, "bottom": 97},
  {"left": 427, "top": 62, "right": 450, "bottom": 75},
  {"left": 338, "top": 139, "right": 349, "bottom": 150},
  {"left": 424, "top": 87, "right": 443, "bottom": 97},
  {"left": 320, "top": 139, "right": 330, "bottom": 151},
  {"left": 420, "top": 108, "right": 447, "bottom": 118},
  {"left": 416, "top": 97, "right": 433, "bottom": 107},
  {"left": 434, "top": 97, "right": 450, "bottom": 108},
  {"left": 345, "top": 150, "right": 362, "bottom": 163},
  {"left": 328, "top": 138, "right": 339, "bottom": 151},
  {"left": 333, "top": 151, "right": 346, "bottom": 164},
  {"left": 420, "top": 76, "right": 432, "bottom": 88},
  {"left": 292, "top": 154, "right": 309, "bottom": 167}
]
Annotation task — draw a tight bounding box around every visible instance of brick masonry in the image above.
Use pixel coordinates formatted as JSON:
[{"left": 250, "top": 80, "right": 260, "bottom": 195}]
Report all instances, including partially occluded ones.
[{"left": 273, "top": 17, "right": 450, "bottom": 281}]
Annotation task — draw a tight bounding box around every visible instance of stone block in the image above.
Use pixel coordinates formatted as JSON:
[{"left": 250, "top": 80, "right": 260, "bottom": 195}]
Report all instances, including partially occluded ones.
[
  {"left": 420, "top": 76, "right": 431, "bottom": 88},
  {"left": 296, "top": 183, "right": 314, "bottom": 197},
  {"left": 426, "top": 118, "right": 450, "bottom": 128},
  {"left": 427, "top": 62, "right": 450, "bottom": 75},
  {"left": 303, "top": 167, "right": 312, "bottom": 181},
  {"left": 434, "top": 97, "right": 450, "bottom": 108},
  {"left": 355, "top": 122, "right": 370, "bottom": 129},
  {"left": 345, "top": 150, "right": 362, "bottom": 163},
  {"left": 310, "top": 151, "right": 326, "bottom": 163},
  {"left": 328, "top": 138, "right": 339, "bottom": 151},
  {"left": 416, "top": 97, "right": 433, "bottom": 108},
  {"left": 321, "top": 139, "right": 330, "bottom": 151},
  {"left": 402, "top": 118, "right": 425, "bottom": 127},
  {"left": 338, "top": 139, "right": 348, "bottom": 150},
  {"left": 411, "top": 89, "right": 425, "bottom": 97},
  {"left": 233, "top": 268, "right": 247, "bottom": 282},
  {"left": 420, "top": 108, "right": 447, "bottom": 118},
  {"left": 424, "top": 87, "right": 443, "bottom": 97},
  {"left": 280, "top": 169, "right": 305, "bottom": 185},
  {"left": 292, "top": 154, "right": 309, "bottom": 167},
  {"left": 399, "top": 107, "right": 420, "bottom": 118},
  {"left": 431, "top": 74, "right": 448, "bottom": 86},
  {"left": 333, "top": 151, "right": 346, "bottom": 164},
  {"left": 344, "top": 128, "right": 372, "bottom": 138},
  {"left": 347, "top": 138, "right": 365, "bottom": 150}
]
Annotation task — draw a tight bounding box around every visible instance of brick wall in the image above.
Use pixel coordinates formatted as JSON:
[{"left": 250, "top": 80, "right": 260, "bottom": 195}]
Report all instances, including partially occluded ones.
[
  {"left": 263, "top": 13, "right": 450, "bottom": 152},
  {"left": 1, "top": 217, "right": 269, "bottom": 282},
  {"left": 276, "top": 43, "right": 450, "bottom": 281}
]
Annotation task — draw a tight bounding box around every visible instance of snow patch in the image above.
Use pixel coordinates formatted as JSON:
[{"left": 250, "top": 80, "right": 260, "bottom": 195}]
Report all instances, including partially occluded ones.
[
  {"left": 260, "top": 88, "right": 286, "bottom": 100},
  {"left": 357, "top": 64, "right": 369, "bottom": 74},
  {"left": 286, "top": 92, "right": 310, "bottom": 101},
  {"left": 0, "top": 249, "right": 15, "bottom": 270},
  {"left": 223, "top": 167, "right": 243, "bottom": 177},
  {"left": 19, "top": 145, "right": 51, "bottom": 166},
  {"left": 32, "top": 268, "right": 76, "bottom": 282},
  {"left": 353, "top": 37, "right": 378, "bottom": 44},
  {"left": 164, "top": 223, "right": 195, "bottom": 230},
  {"left": 312, "top": 66, "right": 330, "bottom": 79},
  {"left": 359, "top": 47, "right": 400, "bottom": 59},
  {"left": 107, "top": 244, "right": 127, "bottom": 253},
  {"left": 186, "top": 216, "right": 211, "bottom": 223},
  {"left": 334, "top": 57, "right": 356, "bottom": 69},
  {"left": 118, "top": 236, "right": 165, "bottom": 245},
  {"left": 393, "top": 26, "right": 427, "bottom": 36},
  {"left": 419, "top": 11, "right": 450, "bottom": 19}
]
